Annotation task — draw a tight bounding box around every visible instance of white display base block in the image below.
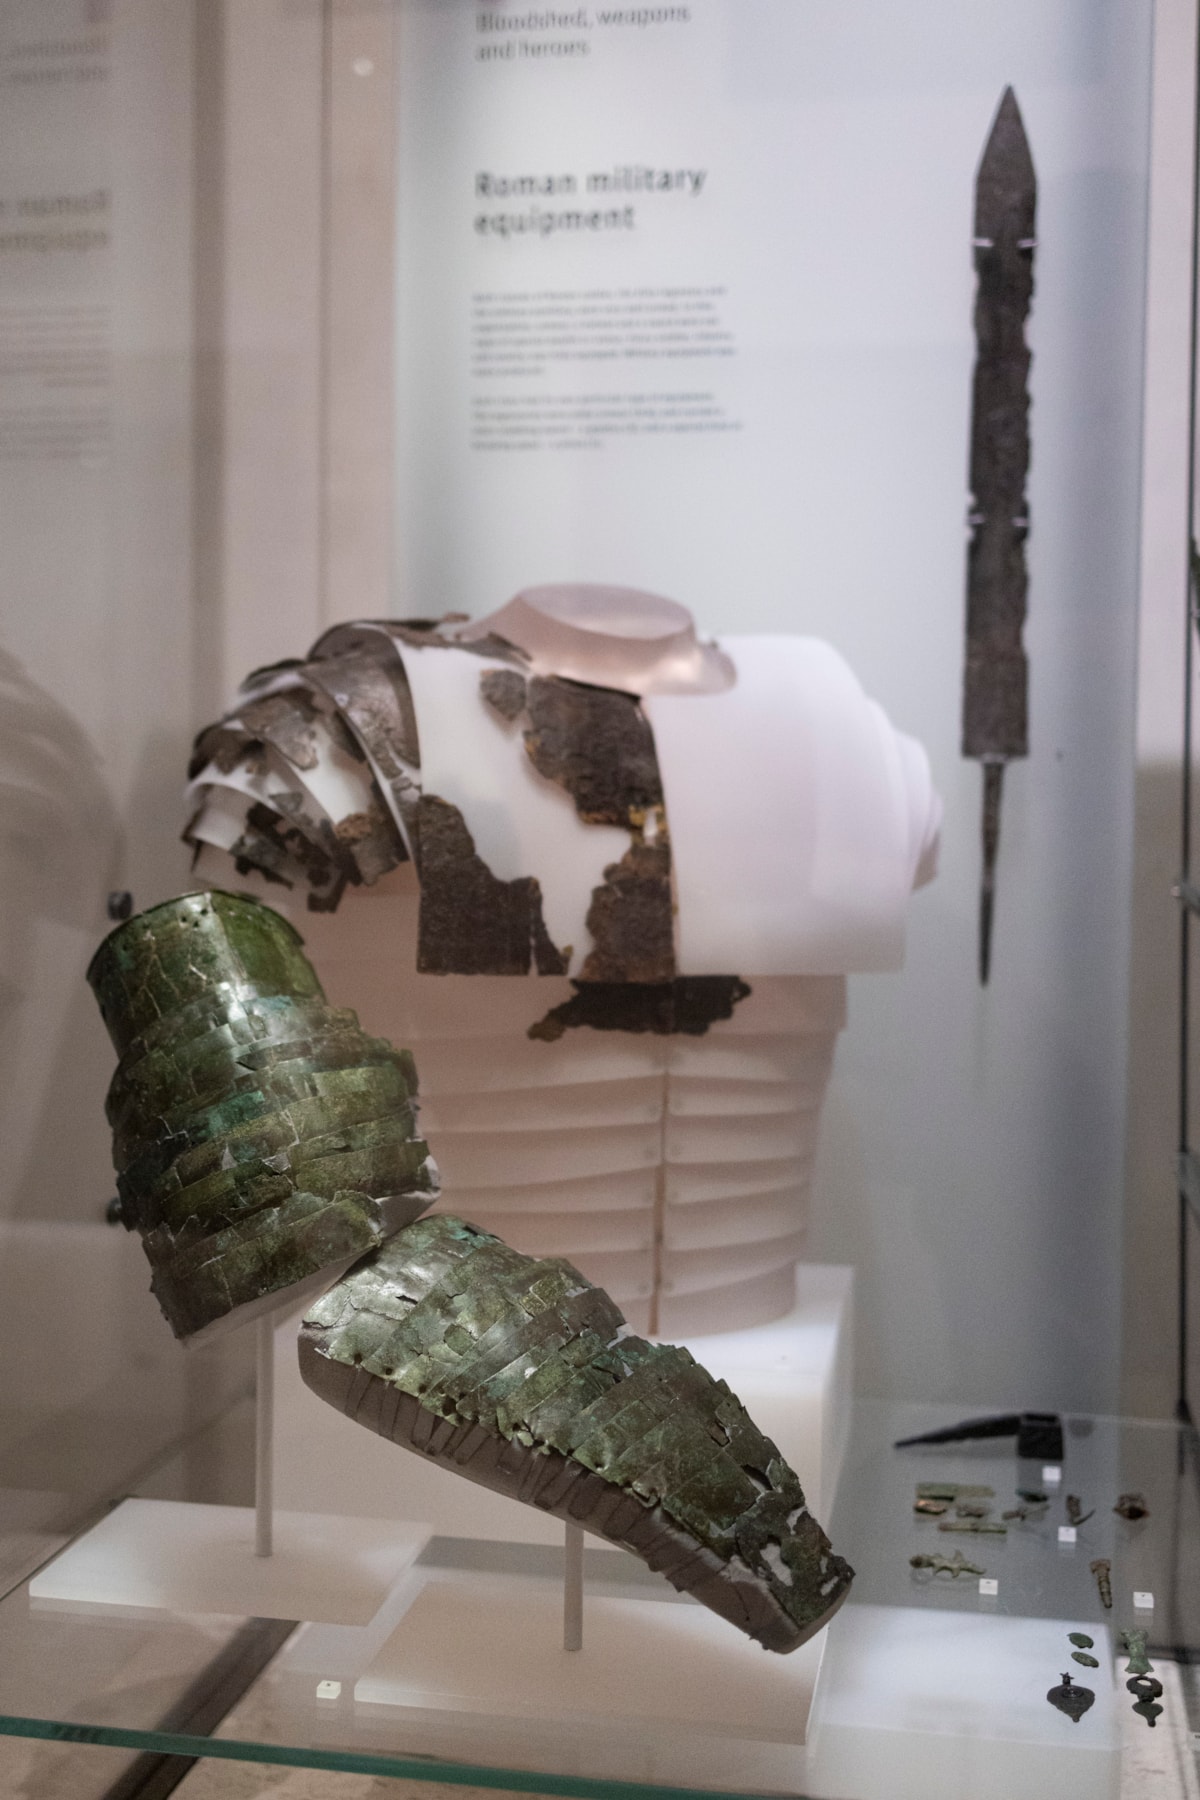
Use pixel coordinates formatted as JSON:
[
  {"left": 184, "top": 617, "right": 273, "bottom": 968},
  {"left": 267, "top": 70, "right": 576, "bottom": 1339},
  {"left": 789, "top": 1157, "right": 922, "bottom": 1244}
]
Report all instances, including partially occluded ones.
[
  {"left": 28, "top": 1499, "right": 432, "bottom": 1627},
  {"left": 327, "top": 1573, "right": 824, "bottom": 1793},
  {"left": 805, "top": 1605, "right": 1121, "bottom": 1800},
  {"left": 272, "top": 1262, "right": 853, "bottom": 1543}
]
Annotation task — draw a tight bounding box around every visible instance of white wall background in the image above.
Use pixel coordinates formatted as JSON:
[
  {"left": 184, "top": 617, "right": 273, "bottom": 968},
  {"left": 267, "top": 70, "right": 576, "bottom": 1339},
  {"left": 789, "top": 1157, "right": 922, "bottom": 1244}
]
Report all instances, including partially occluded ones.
[{"left": 392, "top": 0, "right": 1157, "bottom": 1415}]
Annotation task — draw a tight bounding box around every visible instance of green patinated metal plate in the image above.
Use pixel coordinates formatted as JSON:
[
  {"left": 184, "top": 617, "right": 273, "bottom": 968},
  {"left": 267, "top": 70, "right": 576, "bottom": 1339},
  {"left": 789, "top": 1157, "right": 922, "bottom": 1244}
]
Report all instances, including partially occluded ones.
[
  {"left": 89, "top": 892, "right": 323, "bottom": 1055},
  {"left": 125, "top": 1115, "right": 435, "bottom": 1241},
  {"left": 90, "top": 891, "right": 437, "bottom": 1339},
  {"left": 300, "top": 1215, "right": 854, "bottom": 1656},
  {"left": 108, "top": 1006, "right": 413, "bottom": 1122}
]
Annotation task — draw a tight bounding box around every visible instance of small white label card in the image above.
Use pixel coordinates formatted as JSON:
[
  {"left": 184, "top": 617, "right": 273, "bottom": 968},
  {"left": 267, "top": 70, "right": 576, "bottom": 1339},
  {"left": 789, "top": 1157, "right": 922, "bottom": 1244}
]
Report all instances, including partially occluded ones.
[
  {"left": 1058, "top": 1526, "right": 1077, "bottom": 1546},
  {"left": 1133, "top": 1591, "right": 1154, "bottom": 1611},
  {"left": 978, "top": 1578, "right": 999, "bottom": 1597},
  {"left": 1043, "top": 1466, "right": 1063, "bottom": 1485}
]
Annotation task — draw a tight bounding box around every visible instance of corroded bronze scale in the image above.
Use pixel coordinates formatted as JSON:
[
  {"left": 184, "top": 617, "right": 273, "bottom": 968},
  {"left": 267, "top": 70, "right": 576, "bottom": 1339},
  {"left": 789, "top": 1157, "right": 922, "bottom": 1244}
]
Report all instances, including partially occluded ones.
[{"left": 88, "top": 891, "right": 854, "bottom": 1654}]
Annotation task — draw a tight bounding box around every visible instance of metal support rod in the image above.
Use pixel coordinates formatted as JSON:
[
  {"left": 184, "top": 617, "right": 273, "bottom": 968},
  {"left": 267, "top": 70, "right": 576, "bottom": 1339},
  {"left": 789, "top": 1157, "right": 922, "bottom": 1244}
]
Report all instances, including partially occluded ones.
[
  {"left": 563, "top": 1522, "right": 584, "bottom": 1652},
  {"left": 1180, "top": 10, "right": 1200, "bottom": 1424},
  {"left": 255, "top": 1313, "right": 274, "bottom": 1558},
  {"left": 978, "top": 759, "right": 1005, "bottom": 986}
]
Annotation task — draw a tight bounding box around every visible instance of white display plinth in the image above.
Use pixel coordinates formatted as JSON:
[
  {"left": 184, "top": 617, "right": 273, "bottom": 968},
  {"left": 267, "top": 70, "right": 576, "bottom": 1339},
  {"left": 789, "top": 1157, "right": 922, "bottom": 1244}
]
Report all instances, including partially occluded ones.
[
  {"left": 337, "top": 1573, "right": 824, "bottom": 1793},
  {"left": 272, "top": 1262, "right": 853, "bottom": 1541},
  {"left": 28, "top": 1499, "right": 431, "bottom": 1627},
  {"left": 805, "top": 1605, "right": 1121, "bottom": 1800}
]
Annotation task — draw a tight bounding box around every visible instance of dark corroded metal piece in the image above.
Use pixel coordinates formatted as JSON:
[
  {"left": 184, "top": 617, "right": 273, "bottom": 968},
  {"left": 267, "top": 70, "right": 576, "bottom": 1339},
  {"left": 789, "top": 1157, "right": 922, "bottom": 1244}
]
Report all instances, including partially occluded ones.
[
  {"left": 528, "top": 977, "right": 751, "bottom": 1043},
  {"left": 914, "top": 1498, "right": 950, "bottom": 1516},
  {"left": 1128, "top": 1674, "right": 1164, "bottom": 1728},
  {"left": 480, "top": 668, "right": 528, "bottom": 723},
  {"left": 1069, "top": 1632, "right": 1095, "bottom": 1650},
  {"left": 88, "top": 892, "right": 437, "bottom": 1340},
  {"left": 1065, "top": 1495, "right": 1094, "bottom": 1528},
  {"left": 1002, "top": 1500, "right": 1048, "bottom": 1521},
  {"left": 937, "top": 1519, "right": 1006, "bottom": 1536},
  {"left": 88, "top": 889, "right": 323, "bottom": 1057},
  {"left": 299, "top": 1216, "right": 854, "bottom": 1655},
  {"left": 1047, "top": 1673, "right": 1095, "bottom": 1724},
  {"left": 1072, "top": 1652, "right": 1099, "bottom": 1669},
  {"left": 1114, "top": 1492, "right": 1150, "bottom": 1522},
  {"left": 1121, "top": 1629, "right": 1151, "bottom": 1676},
  {"left": 307, "top": 628, "right": 421, "bottom": 848},
  {"left": 1090, "top": 1558, "right": 1113, "bottom": 1609},
  {"left": 896, "top": 1412, "right": 1062, "bottom": 1458},
  {"left": 522, "top": 676, "right": 663, "bottom": 827},
  {"left": 915, "top": 1482, "right": 995, "bottom": 1501},
  {"left": 581, "top": 842, "right": 675, "bottom": 983},
  {"left": 184, "top": 623, "right": 757, "bottom": 1006},
  {"left": 962, "top": 86, "right": 1036, "bottom": 986},
  {"left": 909, "top": 1550, "right": 985, "bottom": 1579},
  {"left": 414, "top": 796, "right": 567, "bottom": 976}
]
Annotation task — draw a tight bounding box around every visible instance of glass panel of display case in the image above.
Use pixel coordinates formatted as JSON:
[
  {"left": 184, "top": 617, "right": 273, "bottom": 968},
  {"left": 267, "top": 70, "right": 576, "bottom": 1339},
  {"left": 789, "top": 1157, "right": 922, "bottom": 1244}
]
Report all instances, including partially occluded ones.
[
  {"left": 0, "top": 0, "right": 253, "bottom": 1597},
  {"left": 1, "top": 0, "right": 1195, "bottom": 1795}
]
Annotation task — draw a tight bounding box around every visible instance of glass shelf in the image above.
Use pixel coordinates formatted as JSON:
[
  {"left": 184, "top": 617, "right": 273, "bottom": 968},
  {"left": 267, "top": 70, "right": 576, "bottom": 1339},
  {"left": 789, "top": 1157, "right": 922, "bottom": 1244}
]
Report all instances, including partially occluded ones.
[{"left": 0, "top": 1399, "right": 1196, "bottom": 1800}]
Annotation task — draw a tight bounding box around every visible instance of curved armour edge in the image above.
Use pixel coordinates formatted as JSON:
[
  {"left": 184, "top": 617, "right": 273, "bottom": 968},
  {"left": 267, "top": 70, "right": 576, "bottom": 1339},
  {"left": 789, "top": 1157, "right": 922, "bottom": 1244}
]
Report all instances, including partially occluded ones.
[{"left": 644, "top": 636, "right": 942, "bottom": 975}]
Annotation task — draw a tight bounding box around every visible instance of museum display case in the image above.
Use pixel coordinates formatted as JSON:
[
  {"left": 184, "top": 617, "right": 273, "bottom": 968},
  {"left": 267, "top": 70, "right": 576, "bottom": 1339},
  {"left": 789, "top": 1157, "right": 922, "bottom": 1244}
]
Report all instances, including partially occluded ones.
[{"left": 0, "top": 2, "right": 1198, "bottom": 1797}]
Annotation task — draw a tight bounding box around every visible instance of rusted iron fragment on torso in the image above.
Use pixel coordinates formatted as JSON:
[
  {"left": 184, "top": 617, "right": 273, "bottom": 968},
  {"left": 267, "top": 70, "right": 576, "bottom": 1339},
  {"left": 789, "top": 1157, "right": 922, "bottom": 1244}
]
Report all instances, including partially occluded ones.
[
  {"left": 485, "top": 667, "right": 684, "bottom": 991},
  {"left": 299, "top": 1215, "right": 854, "bottom": 1653},
  {"left": 580, "top": 840, "right": 674, "bottom": 983},
  {"left": 529, "top": 975, "right": 752, "bottom": 1042},
  {"left": 414, "top": 795, "right": 567, "bottom": 976},
  {"left": 522, "top": 676, "right": 663, "bottom": 826}
]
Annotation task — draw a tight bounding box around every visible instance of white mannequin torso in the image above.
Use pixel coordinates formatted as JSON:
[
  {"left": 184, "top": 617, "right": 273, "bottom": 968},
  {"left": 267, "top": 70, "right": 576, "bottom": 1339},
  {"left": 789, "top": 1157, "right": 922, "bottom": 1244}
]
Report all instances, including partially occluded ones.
[
  {"left": 188, "top": 587, "right": 938, "bottom": 1336},
  {"left": 298, "top": 870, "right": 846, "bottom": 1337}
]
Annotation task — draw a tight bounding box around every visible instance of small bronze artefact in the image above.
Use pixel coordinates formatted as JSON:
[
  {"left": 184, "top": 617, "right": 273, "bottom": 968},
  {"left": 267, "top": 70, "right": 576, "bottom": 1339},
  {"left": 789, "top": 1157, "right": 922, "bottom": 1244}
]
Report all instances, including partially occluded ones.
[
  {"left": 1018, "top": 1488, "right": 1048, "bottom": 1504},
  {"left": 955, "top": 1501, "right": 992, "bottom": 1519},
  {"left": 1047, "top": 1672, "right": 1095, "bottom": 1724},
  {"left": 1121, "top": 1630, "right": 1151, "bottom": 1676},
  {"left": 1068, "top": 1632, "right": 1094, "bottom": 1650},
  {"left": 961, "top": 89, "right": 1038, "bottom": 985},
  {"left": 1065, "top": 1495, "right": 1094, "bottom": 1527},
  {"left": 1003, "top": 1500, "right": 1048, "bottom": 1522},
  {"left": 1089, "top": 1559, "right": 1112, "bottom": 1609},
  {"left": 938, "top": 1519, "right": 1007, "bottom": 1535},
  {"left": 910, "top": 1550, "right": 985, "bottom": 1579},
  {"left": 1071, "top": 1652, "right": 1099, "bottom": 1669},
  {"left": 914, "top": 1498, "right": 950, "bottom": 1516},
  {"left": 1127, "top": 1676, "right": 1164, "bottom": 1728},
  {"left": 1113, "top": 1492, "right": 1150, "bottom": 1522}
]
